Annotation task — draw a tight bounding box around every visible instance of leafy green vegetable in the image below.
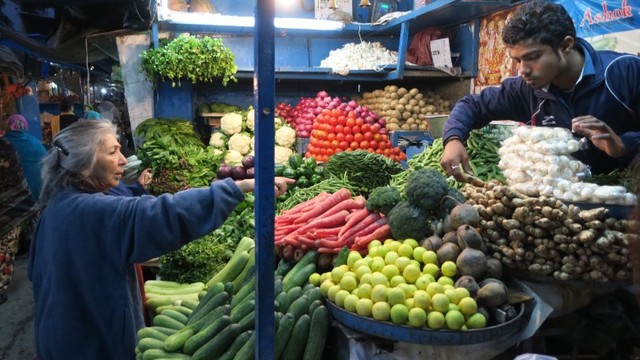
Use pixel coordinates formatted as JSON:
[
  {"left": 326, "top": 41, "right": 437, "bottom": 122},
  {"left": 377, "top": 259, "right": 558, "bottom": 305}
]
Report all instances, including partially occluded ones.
[
  {"left": 140, "top": 34, "right": 238, "bottom": 87},
  {"left": 326, "top": 150, "right": 403, "bottom": 196}
]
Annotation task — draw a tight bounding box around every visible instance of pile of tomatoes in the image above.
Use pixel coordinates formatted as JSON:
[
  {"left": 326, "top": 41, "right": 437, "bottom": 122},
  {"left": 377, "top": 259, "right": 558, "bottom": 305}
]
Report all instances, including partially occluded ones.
[{"left": 305, "top": 107, "right": 407, "bottom": 163}]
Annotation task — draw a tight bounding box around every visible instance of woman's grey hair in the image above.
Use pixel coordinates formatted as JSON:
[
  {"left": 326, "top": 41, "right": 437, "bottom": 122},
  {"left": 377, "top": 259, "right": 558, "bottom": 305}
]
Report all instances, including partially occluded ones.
[{"left": 39, "top": 120, "right": 118, "bottom": 206}]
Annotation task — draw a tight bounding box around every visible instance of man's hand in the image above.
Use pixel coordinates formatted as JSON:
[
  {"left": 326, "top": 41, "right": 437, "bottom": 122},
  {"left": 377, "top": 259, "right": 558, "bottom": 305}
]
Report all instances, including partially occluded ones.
[
  {"left": 572, "top": 116, "right": 626, "bottom": 157},
  {"left": 440, "top": 138, "right": 473, "bottom": 182}
]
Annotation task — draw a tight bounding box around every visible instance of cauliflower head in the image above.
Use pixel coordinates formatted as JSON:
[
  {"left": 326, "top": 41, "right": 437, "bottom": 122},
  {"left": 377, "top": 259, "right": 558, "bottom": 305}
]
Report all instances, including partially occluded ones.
[
  {"left": 225, "top": 150, "right": 244, "bottom": 165},
  {"left": 275, "top": 125, "right": 296, "bottom": 148},
  {"left": 246, "top": 108, "right": 255, "bottom": 132},
  {"left": 274, "top": 146, "right": 293, "bottom": 165},
  {"left": 209, "top": 132, "right": 228, "bottom": 148},
  {"left": 228, "top": 132, "right": 252, "bottom": 155},
  {"left": 220, "top": 112, "right": 243, "bottom": 135}
]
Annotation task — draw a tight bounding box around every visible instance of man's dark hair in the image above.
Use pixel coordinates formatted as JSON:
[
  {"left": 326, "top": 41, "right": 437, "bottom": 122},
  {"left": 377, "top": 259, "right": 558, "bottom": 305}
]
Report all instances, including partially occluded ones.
[
  {"left": 60, "top": 96, "right": 75, "bottom": 112},
  {"left": 502, "top": 1, "right": 576, "bottom": 50}
]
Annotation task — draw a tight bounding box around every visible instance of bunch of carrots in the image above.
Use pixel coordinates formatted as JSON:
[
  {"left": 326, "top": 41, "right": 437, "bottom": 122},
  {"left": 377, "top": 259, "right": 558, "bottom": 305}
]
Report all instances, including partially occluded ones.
[{"left": 275, "top": 188, "right": 391, "bottom": 257}]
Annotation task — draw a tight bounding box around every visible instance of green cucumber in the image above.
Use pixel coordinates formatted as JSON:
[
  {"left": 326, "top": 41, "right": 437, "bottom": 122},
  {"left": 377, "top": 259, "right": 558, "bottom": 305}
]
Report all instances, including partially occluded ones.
[
  {"left": 231, "top": 248, "right": 255, "bottom": 293},
  {"left": 179, "top": 299, "right": 199, "bottom": 310},
  {"left": 218, "top": 330, "right": 253, "bottom": 360},
  {"left": 230, "top": 276, "right": 255, "bottom": 308},
  {"left": 149, "top": 326, "right": 178, "bottom": 336},
  {"left": 237, "top": 309, "right": 255, "bottom": 332},
  {"left": 142, "top": 348, "right": 191, "bottom": 360},
  {"left": 186, "top": 291, "right": 229, "bottom": 326},
  {"left": 230, "top": 299, "right": 255, "bottom": 323},
  {"left": 274, "top": 313, "right": 295, "bottom": 359},
  {"left": 280, "top": 314, "right": 311, "bottom": 360},
  {"left": 191, "top": 323, "right": 242, "bottom": 360},
  {"left": 152, "top": 315, "right": 185, "bottom": 331},
  {"left": 282, "top": 251, "right": 318, "bottom": 286},
  {"left": 307, "top": 299, "right": 323, "bottom": 316},
  {"left": 283, "top": 262, "right": 316, "bottom": 293},
  {"left": 334, "top": 246, "right": 349, "bottom": 267},
  {"left": 161, "top": 309, "right": 189, "bottom": 325},
  {"left": 137, "top": 327, "right": 170, "bottom": 341},
  {"left": 183, "top": 315, "right": 231, "bottom": 355},
  {"left": 232, "top": 330, "right": 255, "bottom": 360},
  {"left": 286, "top": 295, "right": 310, "bottom": 322},
  {"left": 163, "top": 327, "right": 194, "bottom": 352},
  {"left": 137, "top": 337, "right": 165, "bottom": 353},
  {"left": 188, "top": 304, "right": 231, "bottom": 333},
  {"left": 275, "top": 292, "right": 291, "bottom": 313},
  {"left": 304, "top": 287, "right": 323, "bottom": 303},
  {"left": 275, "top": 259, "right": 295, "bottom": 277},
  {"left": 303, "top": 306, "right": 330, "bottom": 360},
  {"left": 286, "top": 286, "right": 302, "bottom": 302}
]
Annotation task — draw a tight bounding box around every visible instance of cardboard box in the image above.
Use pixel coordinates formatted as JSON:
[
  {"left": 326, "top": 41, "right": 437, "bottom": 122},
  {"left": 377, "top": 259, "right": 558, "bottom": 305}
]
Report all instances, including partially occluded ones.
[{"left": 315, "top": 0, "right": 353, "bottom": 20}]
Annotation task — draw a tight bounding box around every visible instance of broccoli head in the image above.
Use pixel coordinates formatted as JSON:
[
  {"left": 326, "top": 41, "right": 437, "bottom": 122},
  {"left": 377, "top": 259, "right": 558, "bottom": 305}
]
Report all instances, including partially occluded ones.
[
  {"left": 405, "top": 168, "right": 449, "bottom": 213},
  {"left": 366, "top": 186, "right": 403, "bottom": 215},
  {"left": 388, "top": 200, "right": 430, "bottom": 240},
  {"left": 436, "top": 187, "right": 467, "bottom": 218}
]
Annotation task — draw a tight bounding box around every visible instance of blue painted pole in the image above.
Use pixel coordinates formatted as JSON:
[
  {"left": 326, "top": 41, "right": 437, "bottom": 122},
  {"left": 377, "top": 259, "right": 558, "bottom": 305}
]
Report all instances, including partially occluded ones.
[{"left": 254, "top": 0, "right": 276, "bottom": 359}]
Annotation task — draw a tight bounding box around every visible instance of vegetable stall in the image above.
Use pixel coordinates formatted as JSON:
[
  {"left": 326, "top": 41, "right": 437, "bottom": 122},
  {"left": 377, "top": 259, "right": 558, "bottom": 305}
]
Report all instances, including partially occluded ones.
[{"left": 119, "top": 2, "right": 640, "bottom": 360}]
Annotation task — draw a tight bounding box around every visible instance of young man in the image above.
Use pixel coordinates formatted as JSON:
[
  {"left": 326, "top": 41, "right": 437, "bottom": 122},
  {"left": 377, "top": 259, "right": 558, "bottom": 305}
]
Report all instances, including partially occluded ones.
[{"left": 441, "top": 0, "right": 640, "bottom": 181}]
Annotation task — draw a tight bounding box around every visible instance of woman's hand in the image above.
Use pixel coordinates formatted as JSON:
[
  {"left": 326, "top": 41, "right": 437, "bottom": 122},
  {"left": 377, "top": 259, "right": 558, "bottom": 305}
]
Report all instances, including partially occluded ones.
[
  {"left": 234, "top": 177, "right": 295, "bottom": 197},
  {"left": 138, "top": 168, "right": 153, "bottom": 189},
  {"left": 440, "top": 139, "right": 473, "bottom": 182},
  {"left": 572, "top": 116, "right": 626, "bottom": 157}
]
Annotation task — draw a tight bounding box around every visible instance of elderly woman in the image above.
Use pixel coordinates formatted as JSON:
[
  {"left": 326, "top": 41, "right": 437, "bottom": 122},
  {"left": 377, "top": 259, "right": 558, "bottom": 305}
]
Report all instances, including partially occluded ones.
[
  {"left": 0, "top": 138, "right": 36, "bottom": 304},
  {"left": 3, "top": 114, "right": 47, "bottom": 201},
  {"left": 28, "top": 120, "right": 292, "bottom": 358}
]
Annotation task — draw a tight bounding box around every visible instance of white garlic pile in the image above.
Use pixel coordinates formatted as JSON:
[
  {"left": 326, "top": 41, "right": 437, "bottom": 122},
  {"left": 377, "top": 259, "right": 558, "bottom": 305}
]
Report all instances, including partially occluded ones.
[{"left": 497, "top": 126, "right": 636, "bottom": 205}]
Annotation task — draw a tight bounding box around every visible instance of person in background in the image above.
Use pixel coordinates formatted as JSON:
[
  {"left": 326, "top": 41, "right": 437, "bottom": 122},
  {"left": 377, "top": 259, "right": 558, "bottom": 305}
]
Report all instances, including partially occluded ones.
[
  {"left": 83, "top": 110, "right": 103, "bottom": 120},
  {"left": 0, "top": 138, "right": 37, "bottom": 304},
  {"left": 57, "top": 96, "right": 80, "bottom": 132},
  {"left": 3, "top": 114, "right": 47, "bottom": 201},
  {"left": 28, "top": 120, "right": 293, "bottom": 358},
  {"left": 441, "top": 0, "right": 640, "bottom": 181}
]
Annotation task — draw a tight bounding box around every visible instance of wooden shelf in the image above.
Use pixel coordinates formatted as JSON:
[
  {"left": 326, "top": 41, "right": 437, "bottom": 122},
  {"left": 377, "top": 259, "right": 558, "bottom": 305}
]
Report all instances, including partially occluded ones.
[{"left": 201, "top": 112, "right": 225, "bottom": 127}]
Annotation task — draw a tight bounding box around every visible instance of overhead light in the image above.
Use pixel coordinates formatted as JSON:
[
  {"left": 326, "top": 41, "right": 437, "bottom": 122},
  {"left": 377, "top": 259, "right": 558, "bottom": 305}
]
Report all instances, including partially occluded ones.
[{"left": 159, "top": 10, "right": 344, "bottom": 31}]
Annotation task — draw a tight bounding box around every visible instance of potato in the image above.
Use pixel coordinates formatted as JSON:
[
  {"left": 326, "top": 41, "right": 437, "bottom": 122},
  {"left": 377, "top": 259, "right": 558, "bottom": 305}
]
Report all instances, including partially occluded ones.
[
  {"left": 409, "top": 88, "right": 420, "bottom": 96},
  {"left": 402, "top": 111, "right": 412, "bottom": 120},
  {"left": 426, "top": 105, "right": 436, "bottom": 112},
  {"left": 409, "top": 99, "right": 418, "bottom": 107},
  {"left": 398, "top": 87, "right": 408, "bottom": 96},
  {"left": 406, "top": 118, "right": 415, "bottom": 125},
  {"left": 418, "top": 100, "right": 426, "bottom": 107},
  {"left": 398, "top": 97, "right": 408, "bottom": 105},
  {"left": 410, "top": 124, "right": 419, "bottom": 130},
  {"left": 401, "top": 123, "right": 411, "bottom": 130},
  {"left": 415, "top": 93, "right": 424, "bottom": 101}
]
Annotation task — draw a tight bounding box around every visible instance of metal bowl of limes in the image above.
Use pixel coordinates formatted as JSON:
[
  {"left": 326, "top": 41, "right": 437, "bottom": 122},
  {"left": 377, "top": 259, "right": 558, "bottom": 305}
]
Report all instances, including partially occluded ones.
[{"left": 325, "top": 300, "right": 524, "bottom": 345}]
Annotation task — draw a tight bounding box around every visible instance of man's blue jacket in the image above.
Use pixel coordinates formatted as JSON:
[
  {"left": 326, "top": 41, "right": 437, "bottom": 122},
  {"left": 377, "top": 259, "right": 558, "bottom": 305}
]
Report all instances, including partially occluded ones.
[{"left": 443, "top": 38, "right": 640, "bottom": 174}]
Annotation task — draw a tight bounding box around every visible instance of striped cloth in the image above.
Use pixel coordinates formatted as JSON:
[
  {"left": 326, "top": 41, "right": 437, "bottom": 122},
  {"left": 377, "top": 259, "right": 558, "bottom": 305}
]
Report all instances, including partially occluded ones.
[{"left": 0, "top": 138, "right": 36, "bottom": 237}]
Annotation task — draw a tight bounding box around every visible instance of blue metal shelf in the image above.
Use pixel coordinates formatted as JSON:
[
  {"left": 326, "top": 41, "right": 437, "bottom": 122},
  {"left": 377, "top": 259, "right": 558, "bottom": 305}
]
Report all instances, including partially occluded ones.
[{"left": 153, "top": 0, "right": 518, "bottom": 81}]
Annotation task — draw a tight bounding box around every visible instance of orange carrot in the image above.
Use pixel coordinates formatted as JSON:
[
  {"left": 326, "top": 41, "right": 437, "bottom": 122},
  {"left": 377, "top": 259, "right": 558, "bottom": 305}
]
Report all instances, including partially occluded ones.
[
  {"left": 313, "top": 198, "right": 364, "bottom": 222},
  {"left": 293, "top": 188, "right": 351, "bottom": 224},
  {"left": 315, "top": 236, "right": 340, "bottom": 249},
  {"left": 279, "top": 192, "right": 330, "bottom": 216},
  {"left": 318, "top": 247, "right": 341, "bottom": 254},
  {"left": 354, "top": 223, "right": 391, "bottom": 247},
  {"left": 338, "top": 208, "right": 370, "bottom": 239},
  {"left": 308, "top": 227, "right": 342, "bottom": 238},
  {"left": 293, "top": 210, "right": 349, "bottom": 236},
  {"left": 338, "top": 211, "right": 381, "bottom": 244}
]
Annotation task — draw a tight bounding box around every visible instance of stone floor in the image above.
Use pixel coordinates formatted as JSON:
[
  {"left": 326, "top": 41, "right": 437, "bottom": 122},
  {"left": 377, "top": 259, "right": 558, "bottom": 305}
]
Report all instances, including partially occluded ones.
[{"left": 0, "top": 254, "right": 36, "bottom": 360}]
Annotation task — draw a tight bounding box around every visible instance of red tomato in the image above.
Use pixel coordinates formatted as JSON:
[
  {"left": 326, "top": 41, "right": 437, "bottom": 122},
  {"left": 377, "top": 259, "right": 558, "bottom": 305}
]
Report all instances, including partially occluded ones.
[
  {"left": 363, "top": 131, "right": 373, "bottom": 141},
  {"left": 373, "top": 133, "right": 382, "bottom": 142},
  {"left": 350, "top": 141, "right": 359, "bottom": 149},
  {"left": 359, "top": 140, "right": 369, "bottom": 149},
  {"left": 336, "top": 133, "right": 345, "bottom": 142},
  {"left": 337, "top": 116, "right": 347, "bottom": 126},
  {"left": 352, "top": 125, "right": 361, "bottom": 134},
  {"left": 343, "top": 126, "right": 352, "bottom": 135},
  {"left": 345, "top": 118, "right": 355, "bottom": 127},
  {"left": 354, "top": 133, "right": 364, "bottom": 143},
  {"left": 361, "top": 124, "right": 370, "bottom": 133},
  {"left": 335, "top": 124, "right": 344, "bottom": 133},
  {"left": 323, "top": 140, "right": 331, "bottom": 148},
  {"left": 327, "top": 133, "right": 336, "bottom": 142},
  {"left": 326, "top": 148, "right": 335, "bottom": 156},
  {"left": 329, "top": 117, "right": 337, "bottom": 127},
  {"left": 370, "top": 123, "right": 381, "bottom": 133},
  {"left": 322, "top": 109, "right": 331, "bottom": 116},
  {"left": 369, "top": 140, "right": 378, "bottom": 149},
  {"left": 331, "top": 140, "right": 339, "bottom": 149},
  {"left": 348, "top": 111, "right": 356, "bottom": 119},
  {"left": 378, "top": 141, "right": 387, "bottom": 150},
  {"left": 339, "top": 141, "right": 349, "bottom": 150},
  {"left": 375, "top": 149, "right": 383, "bottom": 154},
  {"left": 355, "top": 118, "right": 364, "bottom": 127},
  {"left": 381, "top": 135, "right": 389, "bottom": 142},
  {"left": 345, "top": 134, "right": 354, "bottom": 143}
]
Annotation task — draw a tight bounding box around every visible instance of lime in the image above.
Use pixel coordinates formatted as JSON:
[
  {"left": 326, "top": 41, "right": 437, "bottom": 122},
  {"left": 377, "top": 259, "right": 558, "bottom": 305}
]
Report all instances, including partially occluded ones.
[
  {"left": 371, "top": 284, "right": 389, "bottom": 303},
  {"left": 371, "top": 301, "right": 391, "bottom": 321},
  {"left": 440, "top": 261, "right": 457, "bottom": 277},
  {"left": 356, "top": 298, "right": 374, "bottom": 317},
  {"left": 390, "top": 304, "right": 409, "bottom": 325},
  {"left": 344, "top": 294, "right": 359, "bottom": 313},
  {"left": 427, "top": 311, "right": 445, "bottom": 329},
  {"left": 431, "top": 293, "right": 450, "bottom": 313},
  {"left": 408, "top": 307, "right": 427, "bottom": 327}
]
